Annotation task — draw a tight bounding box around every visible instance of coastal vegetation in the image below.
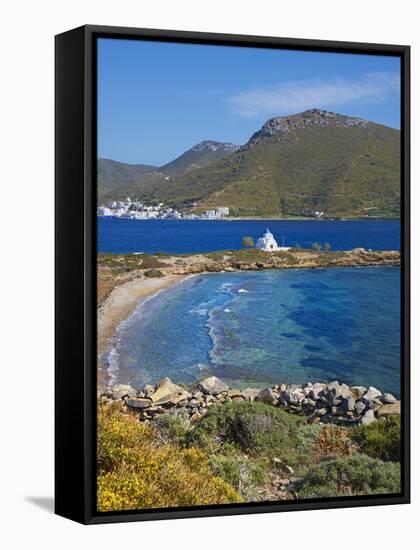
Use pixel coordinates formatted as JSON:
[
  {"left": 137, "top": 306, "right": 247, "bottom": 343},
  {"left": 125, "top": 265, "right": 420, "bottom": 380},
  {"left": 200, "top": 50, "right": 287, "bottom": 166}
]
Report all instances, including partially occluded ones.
[
  {"left": 97, "top": 402, "right": 241, "bottom": 512},
  {"left": 242, "top": 236, "right": 255, "bottom": 248},
  {"left": 97, "top": 383, "right": 401, "bottom": 509}
]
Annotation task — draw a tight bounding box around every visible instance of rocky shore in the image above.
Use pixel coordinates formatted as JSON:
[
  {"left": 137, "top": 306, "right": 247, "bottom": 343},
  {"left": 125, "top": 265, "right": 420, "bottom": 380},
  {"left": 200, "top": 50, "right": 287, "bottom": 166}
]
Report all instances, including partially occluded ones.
[{"left": 99, "top": 376, "right": 401, "bottom": 428}]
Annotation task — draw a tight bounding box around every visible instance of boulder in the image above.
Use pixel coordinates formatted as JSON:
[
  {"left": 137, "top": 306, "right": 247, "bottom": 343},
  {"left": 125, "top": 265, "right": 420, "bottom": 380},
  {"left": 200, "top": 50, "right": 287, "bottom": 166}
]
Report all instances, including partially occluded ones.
[
  {"left": 257, "top": 387, "right": 278, "bottom": 404},
  {"left": 381, "top": 393, "right": 397, "bottom": 404},
  {"left": 342, "top": 396, "right": 356, "bottom": 412},
  {"left": 360, "top": 409, "right": 375, "bottom": 425},
  {"left": 376, "top": 401, "right": 401, "bottom": 418},
  {"left": 125, "top": 397, "right": 153, "bottom": 410},
  {"left": 282, "top": 387, "right": 305, "bottom": 405},
  {"left": 351, "top": 386, "right": 367, "bottom": 399},
  {"left": 355, "top": 400, "right": 367, "bottom": 416},
  {"left": 242, "top": 388, "right": 260, "bottom": 401},
  {"left": 302, "top": 385, "right": 313, "bottom": 397},
  {"left": 327, "top": 380, "right": 340, "bottom": 391},
  {"left": 227, "top": 389, "right": 245, "bottom": 399},
  {"left": 309, "top": 383, "right": 326, "bottom": 400},
  {"left": 198, "top": 376, "right": 229, "bottom": 395},
  {"left": 363, "top": 386, "right": 382, "bottom": 401},
  {"left": 112, "top": 384, "right": 137, "bottom": 400},
  {"left": 151, "top": 377, "right": 191, "bottom": 405},
  {"left": 186, "top": 398, "right": 202, "bottom": 408},
  {"left": 327, "top": 384, "right": 354, "bottom": 404}
]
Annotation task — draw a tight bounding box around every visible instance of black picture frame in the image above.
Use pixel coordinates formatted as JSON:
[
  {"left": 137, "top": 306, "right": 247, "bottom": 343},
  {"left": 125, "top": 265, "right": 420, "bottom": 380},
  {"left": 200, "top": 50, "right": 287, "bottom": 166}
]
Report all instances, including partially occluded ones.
[{"left": 55, "top": 24, "right": 410, "bottom": 525}]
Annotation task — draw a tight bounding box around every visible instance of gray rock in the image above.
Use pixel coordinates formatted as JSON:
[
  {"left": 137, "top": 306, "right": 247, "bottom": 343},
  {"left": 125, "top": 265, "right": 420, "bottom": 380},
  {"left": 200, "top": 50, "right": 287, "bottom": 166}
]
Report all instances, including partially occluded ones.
[
  {"left": 283, "top": 387, "right": 305, "bottom": 405},
  {"left": 198, "top": 376, "right": 229, "bottom": 395},
  {"left": 186, "top": 398, "right": 201, "bottom": 408},
  {"left": 309, "top": 383, "right": 326, "bottom": 400},
  {"left": 351, "top": 386, "right": 367, "bottom": 398},
  {"left": 302, "top": 385, "right": 313, "bottom": 397},
  {"left": 142, "top": 384, "right": 155, "bottom": 397},
  {"left": 327, "top": 380, "right": 340, "bottom": 391},
  {"left": 204, "top": 394, "right": 216, "bottom": 404},
  {"left": 326, "top": 384, "right": 354, "bottom": 405},
  {"left": 125, "top": 397, "right": 153, "bottom": 409},
  {"left": 151, "top": 377, "right": 191, "bottom": 405},
  {"left": 112, "top": 384, "right": 137, "bottom": 400},
  {"left": 242, "top": 388, "right": 260, "bottom": 401},
  {"left": 342, "top": 396, "right": 356, "bottom": 412},
  {"left": 360, "top": 409, "right": 375, "bottom": 425},
  {"left": 257, "top": 387, "right": 278, "bottom": 403},
  {"left": 355, "top": 401, "right": 367, "bottom": 416},
  {"left": 364, "top": 386, "right": 382, "bottom": 401},
  {"left": 382, "top": 393, "right": 397, "bottom": 404}
]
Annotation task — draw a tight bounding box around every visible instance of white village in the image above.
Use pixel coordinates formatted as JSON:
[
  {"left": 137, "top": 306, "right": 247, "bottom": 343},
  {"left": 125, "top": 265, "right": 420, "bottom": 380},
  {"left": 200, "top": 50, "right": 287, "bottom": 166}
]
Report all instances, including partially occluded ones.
[{"left": 97, "top": 198, "right": 230, "bottom": 220}]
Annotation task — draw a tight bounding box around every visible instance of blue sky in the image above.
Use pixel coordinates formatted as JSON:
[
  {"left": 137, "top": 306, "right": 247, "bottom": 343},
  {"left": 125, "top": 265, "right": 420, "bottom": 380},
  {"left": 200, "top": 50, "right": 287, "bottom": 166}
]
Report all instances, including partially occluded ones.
[{"left": 98, "top": 38, "right": 400, "bottom": 166}]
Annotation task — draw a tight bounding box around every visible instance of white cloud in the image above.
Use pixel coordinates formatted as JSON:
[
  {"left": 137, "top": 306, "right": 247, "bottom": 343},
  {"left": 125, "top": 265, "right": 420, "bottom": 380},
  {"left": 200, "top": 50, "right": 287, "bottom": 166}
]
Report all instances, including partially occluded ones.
[{"left": 228, "top": 72, "right": 400, "bottom": 118}]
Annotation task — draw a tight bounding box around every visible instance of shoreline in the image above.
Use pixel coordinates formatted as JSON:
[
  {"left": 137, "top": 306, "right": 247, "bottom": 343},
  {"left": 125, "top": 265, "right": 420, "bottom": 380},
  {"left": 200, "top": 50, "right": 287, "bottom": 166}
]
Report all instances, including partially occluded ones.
[
  {"left": 97, "top": 248, "right": 400, "bottom": 390},
  {"left": 97, "top": 274, "right": 190, "bottom": 389},
  {"left": 98, "top": 215, "right": 400, "bottom": 222}
]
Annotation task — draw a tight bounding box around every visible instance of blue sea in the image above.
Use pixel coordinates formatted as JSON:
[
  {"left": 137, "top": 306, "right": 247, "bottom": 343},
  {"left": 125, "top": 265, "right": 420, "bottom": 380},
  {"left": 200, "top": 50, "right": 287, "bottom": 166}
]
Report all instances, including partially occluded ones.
[
  {"left": 98, "top": 218, "right": 400, "bottom": 254},
  {"left": 106, "top": 267, "right": 401, "bottom": 396}
]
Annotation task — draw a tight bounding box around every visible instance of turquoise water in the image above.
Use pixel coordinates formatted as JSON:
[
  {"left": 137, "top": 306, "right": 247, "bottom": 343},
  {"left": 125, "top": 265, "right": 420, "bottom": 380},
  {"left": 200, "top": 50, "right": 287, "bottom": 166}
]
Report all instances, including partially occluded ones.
[{"left": 106, "top": 267, "right": 401, "bottom": 396}]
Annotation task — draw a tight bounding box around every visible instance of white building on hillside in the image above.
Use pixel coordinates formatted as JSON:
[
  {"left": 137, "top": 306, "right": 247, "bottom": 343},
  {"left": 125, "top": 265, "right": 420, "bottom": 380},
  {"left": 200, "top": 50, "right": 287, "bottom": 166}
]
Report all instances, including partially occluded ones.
[{"left": 255, "top": 228, "right": 291, "bottom": 252}]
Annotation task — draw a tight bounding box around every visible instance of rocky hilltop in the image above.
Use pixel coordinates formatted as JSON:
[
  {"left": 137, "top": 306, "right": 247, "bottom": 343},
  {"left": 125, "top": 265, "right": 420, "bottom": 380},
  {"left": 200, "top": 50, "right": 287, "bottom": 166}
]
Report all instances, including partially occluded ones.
[
  {"left": 190, "top": 140, "right": 240, "bottom": 153},
  {"left": 245, "top": 108, "right": 373, "bottom": 147}
]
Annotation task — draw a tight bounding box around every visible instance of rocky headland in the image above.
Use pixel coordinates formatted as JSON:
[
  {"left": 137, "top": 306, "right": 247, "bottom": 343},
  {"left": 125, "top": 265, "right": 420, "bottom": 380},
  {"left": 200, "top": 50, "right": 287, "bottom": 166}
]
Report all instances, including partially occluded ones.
[{"left": 98, "top": 247, "right": 400, "bottom": 304}]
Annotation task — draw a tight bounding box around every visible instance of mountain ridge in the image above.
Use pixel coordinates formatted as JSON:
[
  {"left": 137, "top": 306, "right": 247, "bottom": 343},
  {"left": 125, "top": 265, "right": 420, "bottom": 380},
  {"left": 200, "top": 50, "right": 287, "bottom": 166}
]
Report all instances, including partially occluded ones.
[{"left": 99, "top": 109, "right": 400, "bottom": 218}]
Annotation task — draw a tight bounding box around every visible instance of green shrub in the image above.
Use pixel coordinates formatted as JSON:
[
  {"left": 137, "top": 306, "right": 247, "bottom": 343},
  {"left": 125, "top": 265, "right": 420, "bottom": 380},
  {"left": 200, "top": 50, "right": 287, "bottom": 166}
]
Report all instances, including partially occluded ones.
[
  {"left": 144, "top": 269, "right": 164, "bottom": 278},
  {"left": 296, "top": 454, "right": 401, "bottom": 498},
  {"left": 153, "top": 411, "right": 191, "bottom": 445},
  {"left": 188, "top": 401, "right": 319, "bottom": 471},
  {"left": 209, "top": 454, "right": 270, "bottom": 502},
  {"left": 141, "top": 255, "right": 169, "bottom": 269},
  {"left": 97, "top": 404, "right": 241, "bottom": 511},
  {"left": 350, "top": 415, "right": 401, "bottom": 462}
]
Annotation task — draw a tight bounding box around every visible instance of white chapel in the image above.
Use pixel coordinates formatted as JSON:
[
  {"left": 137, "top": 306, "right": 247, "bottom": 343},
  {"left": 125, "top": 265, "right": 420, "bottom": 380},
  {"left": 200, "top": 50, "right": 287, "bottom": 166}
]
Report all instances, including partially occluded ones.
[{"left": 255, "top": 228, "right": 290, "bottom": 252}]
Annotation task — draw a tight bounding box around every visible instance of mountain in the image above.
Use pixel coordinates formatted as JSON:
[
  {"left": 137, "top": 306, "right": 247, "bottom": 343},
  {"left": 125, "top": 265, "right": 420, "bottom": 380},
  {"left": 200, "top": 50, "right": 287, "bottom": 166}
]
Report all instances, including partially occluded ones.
[
  {"left": 97, "top": 159, "right": 157, "bottom": 199},
  {"left": 99, "top": 109, "right": 400, "bottom": 218},
  {"left": 99, "top": 141, "right": 240, "bottom": 201},
  {"left": 160, "top": 140, "right": 240, "bottom": 176}
]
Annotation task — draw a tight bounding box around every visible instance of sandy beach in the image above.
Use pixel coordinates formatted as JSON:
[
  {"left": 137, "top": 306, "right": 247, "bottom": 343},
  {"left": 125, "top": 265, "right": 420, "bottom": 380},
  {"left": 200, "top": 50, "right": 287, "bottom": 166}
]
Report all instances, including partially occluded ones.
[{"left": 97, "top": 274, "right": 188, "bottom": 388}]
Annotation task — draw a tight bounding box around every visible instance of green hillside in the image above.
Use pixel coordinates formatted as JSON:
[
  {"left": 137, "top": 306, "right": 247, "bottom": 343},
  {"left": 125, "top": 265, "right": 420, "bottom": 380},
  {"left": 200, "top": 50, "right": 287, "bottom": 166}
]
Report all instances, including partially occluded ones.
[
  {"left": 100, "top": 110, "right": 400, "bottom": 218},
  {"left": 98, "top": 159, "right": 156, "bottom": 200},
  {"left": 100, "top": 141, "right": 239, "bottom": 202}
]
